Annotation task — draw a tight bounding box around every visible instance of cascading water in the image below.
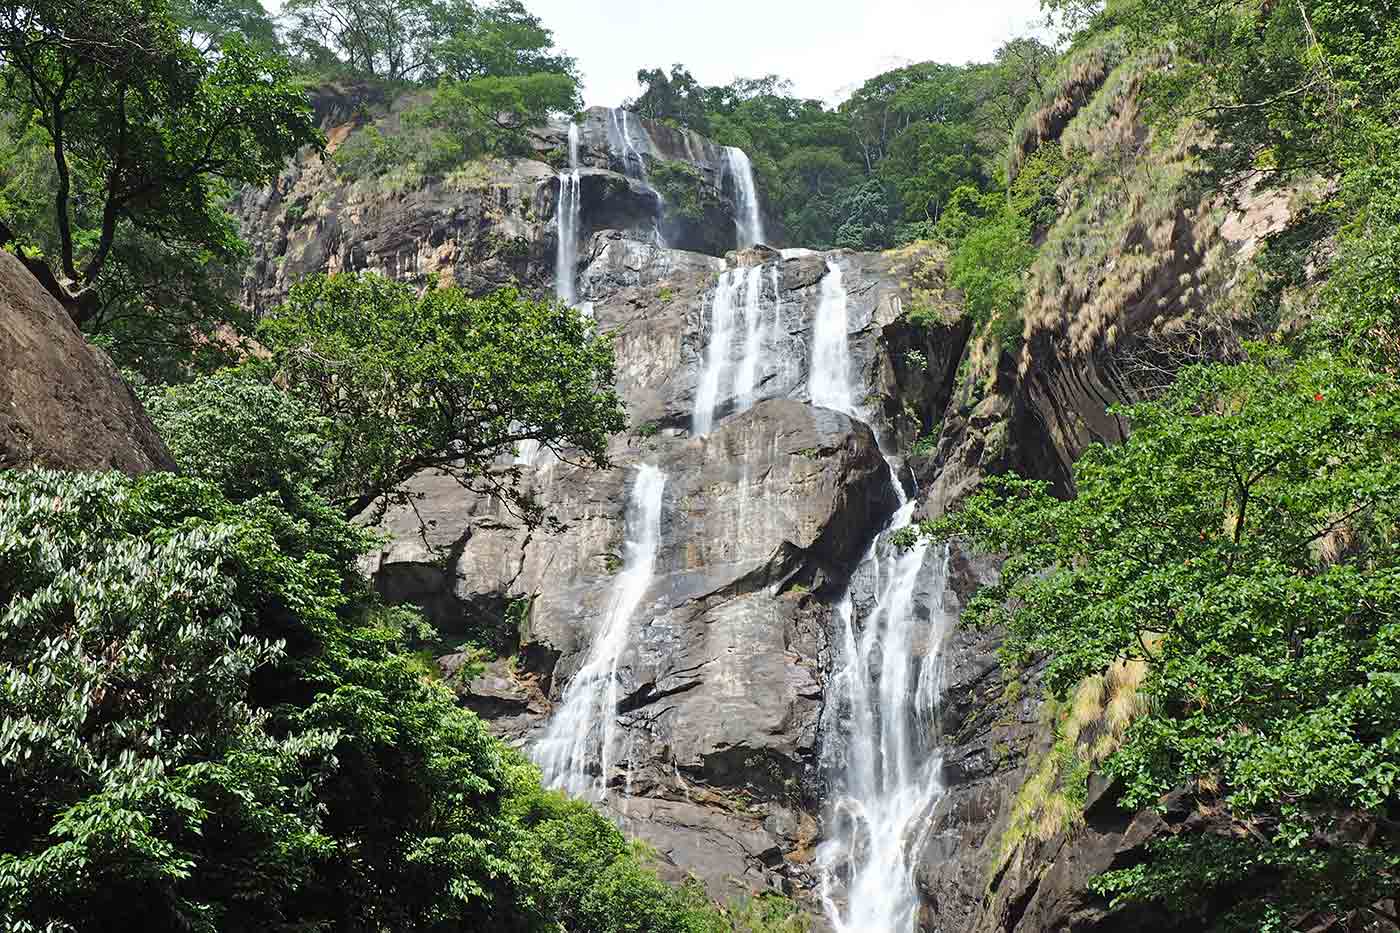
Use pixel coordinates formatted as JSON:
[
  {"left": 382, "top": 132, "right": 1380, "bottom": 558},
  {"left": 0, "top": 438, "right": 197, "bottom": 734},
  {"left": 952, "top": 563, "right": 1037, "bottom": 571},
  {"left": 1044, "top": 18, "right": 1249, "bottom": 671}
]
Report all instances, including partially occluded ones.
[
  {"left": 725, "top": 146, "right": 766, "bottom": 248},
  {"left": 732, "top": 265, "right": 766, "bottom": 412},
  {"left": 554, "top": 122, "right": 582, "bottom": 307},
  {"left": 818, "top": 491, "right": 954, "bottom": 933},
  {"left": 609, "top": 107, "right": 649, "bottom": 181},
  {"left": 800, "top": 253, "right": 954, "bottom": 930},
  {"left": 809, "top": 260, "right": 855, "bottom": 416},
  {"left": 693, "top": 264, "right": 772, "bottom": 435},
  {"left": 534, "top": 464, "right": 668, "bottom": 799},
  {"left": 608, "top": 107, "right": 669, "bottom": 247}
]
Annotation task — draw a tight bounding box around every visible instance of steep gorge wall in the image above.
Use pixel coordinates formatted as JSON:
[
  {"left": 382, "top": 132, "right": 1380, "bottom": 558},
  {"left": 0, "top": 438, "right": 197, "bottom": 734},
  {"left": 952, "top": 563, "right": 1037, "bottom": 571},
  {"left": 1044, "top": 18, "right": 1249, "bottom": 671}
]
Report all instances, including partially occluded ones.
[{"left": 911, "top": 37, "right": 1311, "bottom": 933}]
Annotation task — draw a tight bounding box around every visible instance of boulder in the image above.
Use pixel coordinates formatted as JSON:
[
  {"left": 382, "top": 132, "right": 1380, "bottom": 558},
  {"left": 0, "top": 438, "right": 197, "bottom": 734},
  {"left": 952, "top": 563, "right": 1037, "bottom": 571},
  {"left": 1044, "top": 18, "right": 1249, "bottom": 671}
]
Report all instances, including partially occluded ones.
[{"left": 0, "top": 251, "right": 172, "bottom": 474}]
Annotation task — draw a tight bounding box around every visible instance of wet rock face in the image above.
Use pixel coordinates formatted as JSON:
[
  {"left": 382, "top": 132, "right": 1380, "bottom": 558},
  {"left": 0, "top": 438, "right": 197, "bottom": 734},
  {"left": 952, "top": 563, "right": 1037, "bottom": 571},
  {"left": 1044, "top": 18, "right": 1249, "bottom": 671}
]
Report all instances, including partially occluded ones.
[
  {"left": 0, "top": 251, "right": 173, "bottom": 474},
  {"left": 363, "top": 234, "right": 970, "bottom": 905}
]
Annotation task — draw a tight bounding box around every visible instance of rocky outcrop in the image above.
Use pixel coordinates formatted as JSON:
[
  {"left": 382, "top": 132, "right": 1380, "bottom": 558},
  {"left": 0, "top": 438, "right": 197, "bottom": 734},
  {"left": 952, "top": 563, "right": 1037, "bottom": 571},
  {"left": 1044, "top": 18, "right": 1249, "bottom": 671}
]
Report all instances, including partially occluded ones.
[
  {"left": 0, "top": 250, "right": 173, "bottom": 474},
  {"left": 240, "top": 63, "right": 1289, "bottom": 929},
  {"left": 921, "top": 42, "right": 1304, "bottom": 518},
  {"left": 907, "top": 42, "right": 1313, "bottom": 933},
  {"left": 232, "top": 96, "right": 776, "bottom": 315},
  {"left": 360, "top": 232, "right": 971, "bottom": 907}
]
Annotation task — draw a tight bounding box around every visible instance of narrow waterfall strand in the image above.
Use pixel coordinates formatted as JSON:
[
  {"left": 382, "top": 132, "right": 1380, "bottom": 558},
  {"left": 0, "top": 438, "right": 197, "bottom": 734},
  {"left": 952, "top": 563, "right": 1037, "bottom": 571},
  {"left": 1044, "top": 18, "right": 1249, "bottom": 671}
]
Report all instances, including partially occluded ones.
[
  {"left": 692, "top": 269, "right": 740, "bottom": 436},
  {"left": 733, "top": 266, "right": 766, "bottom": 412},
  {"left": 809, "top": 260, "right": 855, "bottom": 416},
  {"left": 553, "top": 123, "right": 582, "bottom": 307},
  {"left": 534, "top": 465, "right": 668, "bottom": 799},
  {"left": 725, "top": 146, "right": 766, "bottom": 248}
]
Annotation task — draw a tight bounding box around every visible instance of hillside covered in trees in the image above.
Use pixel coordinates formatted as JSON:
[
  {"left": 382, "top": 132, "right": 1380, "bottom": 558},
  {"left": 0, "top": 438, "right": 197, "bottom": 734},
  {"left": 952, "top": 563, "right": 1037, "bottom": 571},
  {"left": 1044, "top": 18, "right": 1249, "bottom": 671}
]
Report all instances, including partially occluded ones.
[{"left": 1, "top": 0, "right": 1399, "bottom": 930}]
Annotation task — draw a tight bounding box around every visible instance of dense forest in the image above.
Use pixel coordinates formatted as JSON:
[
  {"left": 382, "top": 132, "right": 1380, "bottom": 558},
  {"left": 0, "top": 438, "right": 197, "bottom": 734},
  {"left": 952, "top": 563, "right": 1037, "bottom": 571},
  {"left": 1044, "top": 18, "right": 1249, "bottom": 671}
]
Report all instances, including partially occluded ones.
[{"left": 1, "top": 0, "right": 1399, "bottom": 929}]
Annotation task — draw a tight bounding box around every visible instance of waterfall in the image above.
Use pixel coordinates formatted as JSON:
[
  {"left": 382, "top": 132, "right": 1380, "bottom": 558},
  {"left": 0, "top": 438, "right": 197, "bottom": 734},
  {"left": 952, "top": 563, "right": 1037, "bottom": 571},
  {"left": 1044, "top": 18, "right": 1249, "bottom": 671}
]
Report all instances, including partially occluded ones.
[
  {"left": 733, "top": 266, "right": 766, "bottom": 412},
  {"left": 554, "top": 123, "right": 582, "bottom": 307},
  {"left": 693, "top": 264, "right": 771, "bottom": 435},
  {"left": 809, "top": 260, "right": 855, "bottom": 416},
  {"left": 693, "top": 269, "right": 740, "bottom": 436},
  {"left": 608, "top": 107, "right": 670, "bottom": 248},
  {"left": 534, "top": 464, "right": 668, "bottom": 799},
  {"left": 726, "top": 146, "right": 766, "bottom": 248},
  {"left": 609, "top": 107, "right": 649, "bottom": 181},
  {"left": 798, "top": 248, "right": 955, "bottom": 928},
  {"left": 819, "top": 475, "right": 954, "bottom": 933}
]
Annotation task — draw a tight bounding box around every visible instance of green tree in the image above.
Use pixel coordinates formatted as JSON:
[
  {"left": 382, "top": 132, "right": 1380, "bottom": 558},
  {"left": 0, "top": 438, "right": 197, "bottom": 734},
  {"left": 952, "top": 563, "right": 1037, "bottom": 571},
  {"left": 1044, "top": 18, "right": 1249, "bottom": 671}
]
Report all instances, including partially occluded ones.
[
  {"left": 172, "top": 0, "right": 280, "bottom": 52},
  {"left": 879, "top": 120, "right": 986, "bottom": 221},
  {"left": 283, "top": 0, "right": 436, "bottom": 81},
  {"left": 403, "top": 71, "right": 580, "bottom": 165},
  {"left": 0, "top": 0, "right": 320, "bottom": 326},
  {"left": 945, "top": 205, "right": 1034, "bottom": 339},
  {"left": 0, "top": 465, "right": 758, "bottom": 931},
  {"left": 250, "top": 272, "right": 626, "bottom": 522},
  {"left": 924, "top": 350, "right": 1400, "bottom": 929},
  {"left": 430, "top": 0, "right": 576, "bottom": 82},
  {"left": 630, "top": 64, "right": 710, "bottom": 131},
  {"left": 0, "top": 357, "right": 807, "bottom": 930},
  {"left": 977, "top": 36, "right": 1055, "bottom": 139},
  {"left": 831, "top": 178, "right": 901, "bottom": 250}
]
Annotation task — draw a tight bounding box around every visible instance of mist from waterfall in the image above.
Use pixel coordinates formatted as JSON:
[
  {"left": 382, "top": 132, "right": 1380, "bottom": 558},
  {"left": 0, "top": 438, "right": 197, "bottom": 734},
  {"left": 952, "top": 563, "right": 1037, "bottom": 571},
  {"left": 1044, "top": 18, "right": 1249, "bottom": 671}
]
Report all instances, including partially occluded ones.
[
  {"left": 554, "top": 123, "right": 582, "bottom": 307},
  {"left": 693, "top": 264, "right": 775, "bottom": 435},
  {"left": 809, "top": 260, "right": 855, "bottom": 416},
  {"left": 534, "top": 464, "right": 668, "bottom": 799},
  {"left": 726, "top": 146, "right": 765, "bottom": 248}
]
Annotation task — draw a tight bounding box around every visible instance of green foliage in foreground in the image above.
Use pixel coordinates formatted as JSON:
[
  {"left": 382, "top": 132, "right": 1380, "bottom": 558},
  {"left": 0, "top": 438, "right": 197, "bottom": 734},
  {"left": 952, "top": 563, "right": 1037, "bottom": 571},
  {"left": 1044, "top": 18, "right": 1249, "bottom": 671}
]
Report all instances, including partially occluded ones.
[
  {"left": 0, "top": 326, "right": 806, "bottom": 931},
  {"left": 0, "top": 464, "right": 809, "bottom": 932},
  {"left": 922, "top": 349, "right": 1400, "bottom": 929}
]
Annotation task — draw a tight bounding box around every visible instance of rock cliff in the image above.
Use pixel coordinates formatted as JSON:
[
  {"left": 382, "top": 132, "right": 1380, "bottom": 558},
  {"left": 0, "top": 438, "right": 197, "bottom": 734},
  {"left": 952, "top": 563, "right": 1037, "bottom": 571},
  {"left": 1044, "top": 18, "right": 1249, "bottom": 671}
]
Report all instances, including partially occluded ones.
[{"left": 232, "top": 74, "right": 1290, "bottom": 930}]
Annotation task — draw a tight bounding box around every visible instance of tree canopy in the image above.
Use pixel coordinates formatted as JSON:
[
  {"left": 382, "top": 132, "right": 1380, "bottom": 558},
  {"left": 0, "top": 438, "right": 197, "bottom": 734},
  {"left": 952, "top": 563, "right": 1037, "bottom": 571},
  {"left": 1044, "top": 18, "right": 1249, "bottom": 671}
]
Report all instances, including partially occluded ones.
[
  {"left": 625, "top": 39, "right": 1054, "bottom": 251},
  {"left": 282, "top": 0, "right": 578, "bottom": 86},
  {"left": 149, "top": 272, "right": 626, "bottom": 524},
  {"left": 0, "top": 0, "right": 320, "bottom": 326}
]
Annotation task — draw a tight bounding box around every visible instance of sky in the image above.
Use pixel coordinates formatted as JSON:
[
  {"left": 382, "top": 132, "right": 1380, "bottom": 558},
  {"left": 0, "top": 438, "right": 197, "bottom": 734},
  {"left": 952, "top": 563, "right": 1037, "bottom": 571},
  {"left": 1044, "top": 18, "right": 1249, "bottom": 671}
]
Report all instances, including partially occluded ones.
[{"left": 525, "top": 0, "right": 1046, "bottom": 107}]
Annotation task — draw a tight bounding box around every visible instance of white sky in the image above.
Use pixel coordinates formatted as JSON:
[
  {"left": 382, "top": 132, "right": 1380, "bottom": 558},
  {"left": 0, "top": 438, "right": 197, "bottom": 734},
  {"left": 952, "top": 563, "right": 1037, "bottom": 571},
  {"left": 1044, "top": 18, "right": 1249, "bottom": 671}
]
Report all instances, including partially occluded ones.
[{"left": 525, "top": 0, "right": 1047, "bottom": 107}]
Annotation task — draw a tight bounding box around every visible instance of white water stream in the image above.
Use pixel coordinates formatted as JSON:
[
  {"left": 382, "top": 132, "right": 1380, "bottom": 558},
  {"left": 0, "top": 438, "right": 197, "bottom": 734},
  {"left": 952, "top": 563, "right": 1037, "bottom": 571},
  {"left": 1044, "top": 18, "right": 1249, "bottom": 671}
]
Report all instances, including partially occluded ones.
[
  {"left": 609, "top": 108, "right": 643, "bottom": 179},
  {"left": 554, "top": 123, "right": 582, "bottom": 307},
  {"left": 693, "top": 264, "right": 776, "bottom": 435},
  {"left": 537, "top": 242, "right": 951, "bottom": 929},
  {"left": 818, "top": 492, "right": 953, "bottom": 933},
  {"left": 726, "top": 146, "right": 766, "bottom": 248},
  {"left": 534, "top": 464, "right": 668, "bottom": 799},
  {"left": 802, "top": 257, "right": 954, "bottom": 931},
  {"left": 808, "top": 259, "right": 856, "bottom": 416}
]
